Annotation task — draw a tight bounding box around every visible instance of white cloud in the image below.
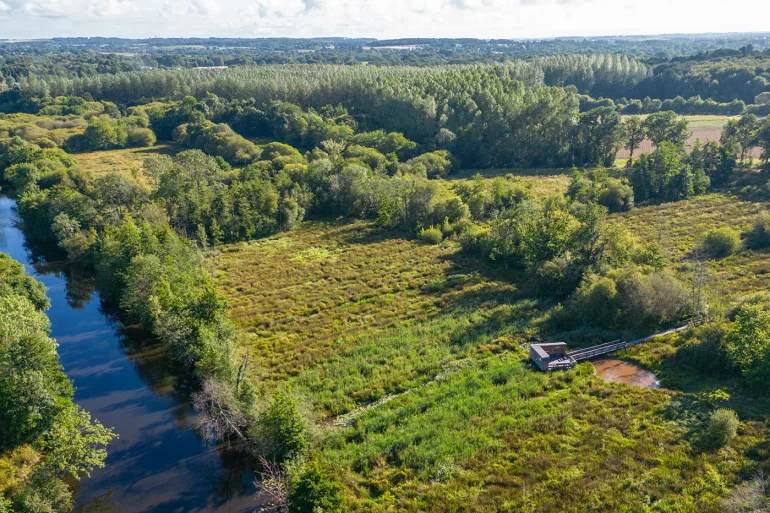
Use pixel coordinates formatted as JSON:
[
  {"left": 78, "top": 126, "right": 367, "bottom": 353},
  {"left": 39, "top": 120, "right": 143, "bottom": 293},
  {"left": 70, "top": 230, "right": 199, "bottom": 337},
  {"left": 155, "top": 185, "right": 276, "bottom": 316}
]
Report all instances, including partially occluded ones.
[
  {"left": 1, "top": 0, "right": 769, "bottom": 38},
  {"left": 3, "top": 0, "right": 137, "bottom": 19}
]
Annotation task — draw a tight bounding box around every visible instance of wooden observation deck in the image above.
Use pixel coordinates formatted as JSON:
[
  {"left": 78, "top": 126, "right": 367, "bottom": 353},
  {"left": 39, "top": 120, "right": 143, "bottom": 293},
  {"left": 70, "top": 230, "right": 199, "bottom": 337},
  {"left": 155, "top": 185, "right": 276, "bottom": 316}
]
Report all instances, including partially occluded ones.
[{"left": 530, "top": 324, "right": 692, "bottom": 371}]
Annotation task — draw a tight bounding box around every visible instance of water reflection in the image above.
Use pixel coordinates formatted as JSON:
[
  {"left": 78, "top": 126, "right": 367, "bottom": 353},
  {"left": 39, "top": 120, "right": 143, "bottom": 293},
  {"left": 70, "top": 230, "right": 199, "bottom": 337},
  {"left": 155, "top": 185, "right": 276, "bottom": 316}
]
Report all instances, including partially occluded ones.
[{"left": 0, "top": 196, "right": 256, "bottom": 513}]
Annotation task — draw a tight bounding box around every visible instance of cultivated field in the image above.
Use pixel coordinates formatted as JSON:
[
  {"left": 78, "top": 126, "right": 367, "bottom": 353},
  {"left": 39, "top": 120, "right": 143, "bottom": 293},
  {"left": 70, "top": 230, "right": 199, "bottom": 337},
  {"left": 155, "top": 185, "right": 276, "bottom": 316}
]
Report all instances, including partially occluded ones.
[{"left": 617, "top": 115, "right": 763, "bottom": 159}]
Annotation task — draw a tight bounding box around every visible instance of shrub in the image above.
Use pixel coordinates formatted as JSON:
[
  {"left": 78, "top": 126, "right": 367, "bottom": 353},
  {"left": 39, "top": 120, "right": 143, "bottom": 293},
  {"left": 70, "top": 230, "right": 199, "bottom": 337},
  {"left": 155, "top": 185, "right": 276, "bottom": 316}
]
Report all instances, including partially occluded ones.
[
  {"left": 534, "top": 253, "right": 582, "bottom": 298},
  {"left": 80, "top": 117, "right": 127, "bottom": 150},
  {"left": 287, "top": 460, "right": 344, "bottom": 513},
  {"left": 562, "top": 274, "right": 619, "bottom": 328},
  {"left": 34, "top": 137, "right": 58, "bottom": 149},
  {"left": 127, "top": 128, "right": 157, "bottom": 147},
  {"left": 616, "top": 269, "right": 691, "bottom": 330},
  {"left": 674, "top": 321, "right": 731, "bottom": 375},
  {"left": 255, "top": 392, "right": 308, "bottom": 461},
  {"left": 597, "top": 179, "right": 634, "bottom": 212},
  {"left": 701, "top": 227, "right": 742, "bottom": 259},
  {"left": 720, "top": 474, "right": 769, "bottom": 513},
  {"left": 418, "top": 226, "right": 443, "bottom": 245},
  {"left": 561, "top": 268, "right": 691, "bottom": 331},
  {"left": 749, "top": 211, "right": 770, "bottom": 249},
  {"left": 403, "top": 150, "right": 455, "bottom": 179},
  {"left": 702, "top": 409, "right": 739, "bottom": 450},
  {"left": 724, "top": 302, "right": 770, "bottom": 388}
]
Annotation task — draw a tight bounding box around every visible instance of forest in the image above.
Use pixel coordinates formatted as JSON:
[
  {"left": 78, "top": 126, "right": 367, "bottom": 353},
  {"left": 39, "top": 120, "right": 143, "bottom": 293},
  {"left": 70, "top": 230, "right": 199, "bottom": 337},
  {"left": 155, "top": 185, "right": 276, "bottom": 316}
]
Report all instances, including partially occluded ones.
[{"left": 2, "top": 34, "right": 770, "bottom": 512}]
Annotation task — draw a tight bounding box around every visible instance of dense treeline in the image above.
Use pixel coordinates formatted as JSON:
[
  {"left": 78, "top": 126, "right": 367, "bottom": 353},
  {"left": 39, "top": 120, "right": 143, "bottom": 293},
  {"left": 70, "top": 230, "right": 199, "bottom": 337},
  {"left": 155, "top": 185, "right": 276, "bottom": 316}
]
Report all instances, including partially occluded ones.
[
  {"left": 0, "top": 254, "right": 114, "bottom": 513},
  {"left": 0, "top": 52, "right": 143, "bottom": 84},
  {"left": 0, "top": 56, "right": 653, "bottom": 107},
  {"left": 635, "top": 50, "right": 770, "bottom": 104},
  {"left": 4, "top": 38, "right": 770, "bottom": 120},
  {"left": 1, "top": 66, "right": 586, "bottom": 168}
]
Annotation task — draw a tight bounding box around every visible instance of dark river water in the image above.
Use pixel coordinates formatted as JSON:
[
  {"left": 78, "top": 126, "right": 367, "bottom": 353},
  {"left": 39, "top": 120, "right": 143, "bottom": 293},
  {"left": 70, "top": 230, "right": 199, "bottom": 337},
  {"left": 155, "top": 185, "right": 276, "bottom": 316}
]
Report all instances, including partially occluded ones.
[{"left": 0, "top": 196, "right": 256, "bottom": 513}]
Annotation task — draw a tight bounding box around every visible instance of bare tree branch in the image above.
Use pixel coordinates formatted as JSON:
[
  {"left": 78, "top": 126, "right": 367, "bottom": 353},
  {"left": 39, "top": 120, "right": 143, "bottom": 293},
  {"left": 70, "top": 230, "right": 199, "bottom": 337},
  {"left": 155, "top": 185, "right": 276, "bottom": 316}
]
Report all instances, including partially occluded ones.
[{"left": 191, "top": 377, "right": 247, "bottom": 444}]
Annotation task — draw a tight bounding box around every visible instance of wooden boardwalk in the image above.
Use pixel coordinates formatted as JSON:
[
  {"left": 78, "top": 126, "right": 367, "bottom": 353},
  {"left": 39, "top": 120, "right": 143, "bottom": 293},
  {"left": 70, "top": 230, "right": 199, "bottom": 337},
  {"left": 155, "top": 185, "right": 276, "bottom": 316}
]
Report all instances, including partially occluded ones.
[{"left": 531, "top": 324, "right": 692, "bottom": 371}]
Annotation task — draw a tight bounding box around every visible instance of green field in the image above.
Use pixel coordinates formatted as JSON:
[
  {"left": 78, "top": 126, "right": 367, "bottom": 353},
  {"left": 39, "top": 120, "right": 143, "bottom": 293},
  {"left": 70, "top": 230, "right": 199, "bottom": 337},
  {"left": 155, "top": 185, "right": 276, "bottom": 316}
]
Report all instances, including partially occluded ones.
[
  {"left": 210, "top": 177, "right": 770, "bottom": 509},
  {"left": 211, "top": 220, "right": 532, "bottom": 417}
]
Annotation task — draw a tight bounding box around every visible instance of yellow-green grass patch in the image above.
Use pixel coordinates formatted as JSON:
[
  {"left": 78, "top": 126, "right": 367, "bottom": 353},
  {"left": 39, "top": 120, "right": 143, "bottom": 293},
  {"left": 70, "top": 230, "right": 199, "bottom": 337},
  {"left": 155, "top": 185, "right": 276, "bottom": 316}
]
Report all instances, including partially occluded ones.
[
  {"left": 210, "top": 220, "right": 541, "bottom": 417},
  {"left": 72, "top": 143, "right": 180, "bottom": 181},
  {"left": 449, "top": 168, "right": 571, "bottom": 198},
  {"left": 615, "top": 192, "right": 770, "bottom": 298},
  {"left": 318, "top": 352, "right": 762, "bottom": 512}
]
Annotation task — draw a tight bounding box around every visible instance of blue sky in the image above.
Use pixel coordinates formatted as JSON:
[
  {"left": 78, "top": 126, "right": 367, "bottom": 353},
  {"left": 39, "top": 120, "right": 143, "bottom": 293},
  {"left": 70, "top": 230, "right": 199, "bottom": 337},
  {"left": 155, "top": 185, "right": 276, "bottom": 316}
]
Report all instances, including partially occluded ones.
[{"left": 0, "top": 0, "right": 768, "bottom": 39}]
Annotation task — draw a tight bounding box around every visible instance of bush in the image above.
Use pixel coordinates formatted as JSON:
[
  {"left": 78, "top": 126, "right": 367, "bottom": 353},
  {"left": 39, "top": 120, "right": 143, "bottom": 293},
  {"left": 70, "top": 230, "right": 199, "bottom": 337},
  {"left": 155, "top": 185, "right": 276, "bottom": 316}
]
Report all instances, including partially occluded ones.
[
  {"left": 80, "top": 117, "right": 127, "bottom": 150},
  {"left": 701, "top": 227, "right": 742, "bottom": 259},
  {"left": 701, "top": 409, "right": 739, "bottom": 450},
  {"left": 287, "top": 460, "right": 344, "bottom": 513},
  {"left": 597, "top": 179, "right": 634, "bottom": 212},
  {"left": 616, "top": 270, "right": 691, "bottom": 330},
  {"left": 534, "top": 253, "right": 582, "bottom": 298},
  {"left": 561, "top": 268, "right": 691, "bottom": 331},
  {"left": 724, "top": 302, "right": 770, "bottom": 388},
  {"left": 255, "top": 392, "right": 308, "bottom": 461},
  {"left": 418, "top": 226, "right": 443, "bottom": 245},
  {"left": 127, "top": 128, "right": 157, "bottom": 147},
  {"left": 674, "top": 321, "right": 731, "bottom": 375},
  {"left": 749, "top": 211, "right": 770, "bottom": 249}
]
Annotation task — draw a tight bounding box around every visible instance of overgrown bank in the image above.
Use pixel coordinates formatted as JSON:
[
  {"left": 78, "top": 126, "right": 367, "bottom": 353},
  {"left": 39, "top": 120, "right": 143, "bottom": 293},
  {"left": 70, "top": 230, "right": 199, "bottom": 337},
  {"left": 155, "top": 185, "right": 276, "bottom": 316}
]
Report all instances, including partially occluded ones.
[{"left": 0, "top": 253, "right": 114, "bottom": 512}]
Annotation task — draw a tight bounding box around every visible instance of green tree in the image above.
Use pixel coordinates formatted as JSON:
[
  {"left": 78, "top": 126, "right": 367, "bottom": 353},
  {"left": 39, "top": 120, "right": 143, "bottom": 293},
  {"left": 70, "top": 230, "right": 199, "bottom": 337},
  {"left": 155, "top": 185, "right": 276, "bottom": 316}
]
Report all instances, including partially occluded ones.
[
  {"left": 723, "top": 114, "right": 759, "bottom": 167},
  {"left": 81, "top": 117, "right": 127, "bottom": 150},
  {"left": 288, "top": 460, "right": 344, "bottom": 513},
  {"left": 623, "top": 115, "right": 646, "bottom": 160},
  {"left": 643, "top": 111, "right": 690, "bottom": 149},
  {"left": 724, "top": 303, "right": 770, "bottom": 387},
  {"left": 256, "top": 392, "right": 308, "bottom": 461}
]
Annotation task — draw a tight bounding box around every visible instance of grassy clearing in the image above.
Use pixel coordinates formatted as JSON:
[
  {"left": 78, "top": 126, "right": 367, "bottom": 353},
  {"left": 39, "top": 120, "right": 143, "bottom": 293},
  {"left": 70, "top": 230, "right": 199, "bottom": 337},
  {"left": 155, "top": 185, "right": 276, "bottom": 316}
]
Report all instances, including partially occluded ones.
[
  {"left": 211, "top": 220, "right": 763, "bottom": 510},
  {"left": 209, "top": 172, "right": 770, "bottom": 510},
  {"left": 72, "top": 143, "right": 180, "bottom": 180},
  {"left": 448, "top": 168, "right": 571, "bottom": 198},
  {"left": 318, "top": 352, "right": 763, "bottom": 512},
  {"left": 614, "top": 188, "right": 770, "bottom": 299},
  {"left": 211, "top": 220, "right": 544, "bottom": 417}
]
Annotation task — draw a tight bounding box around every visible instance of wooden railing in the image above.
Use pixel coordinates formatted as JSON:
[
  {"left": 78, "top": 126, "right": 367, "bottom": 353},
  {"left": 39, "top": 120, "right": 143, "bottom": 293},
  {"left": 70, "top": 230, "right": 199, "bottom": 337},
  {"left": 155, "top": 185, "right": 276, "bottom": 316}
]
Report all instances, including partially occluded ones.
[{"left": 566, "top": 324, "right": 692, "bottom": 362}]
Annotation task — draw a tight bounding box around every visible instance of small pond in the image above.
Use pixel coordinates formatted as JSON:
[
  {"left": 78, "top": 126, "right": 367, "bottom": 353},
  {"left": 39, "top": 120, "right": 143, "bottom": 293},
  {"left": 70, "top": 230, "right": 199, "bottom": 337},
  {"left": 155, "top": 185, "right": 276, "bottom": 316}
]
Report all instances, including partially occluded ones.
[{"left": 592, "top": 359, "right": 660, "bottom": 388}]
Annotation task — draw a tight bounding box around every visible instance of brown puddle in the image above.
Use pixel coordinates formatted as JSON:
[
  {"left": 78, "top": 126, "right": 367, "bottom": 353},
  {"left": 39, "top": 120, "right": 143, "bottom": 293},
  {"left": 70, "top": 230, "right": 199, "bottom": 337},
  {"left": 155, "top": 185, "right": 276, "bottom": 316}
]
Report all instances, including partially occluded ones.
[{"left": 592, "top": 359, "right": 660, "bottom": 388}]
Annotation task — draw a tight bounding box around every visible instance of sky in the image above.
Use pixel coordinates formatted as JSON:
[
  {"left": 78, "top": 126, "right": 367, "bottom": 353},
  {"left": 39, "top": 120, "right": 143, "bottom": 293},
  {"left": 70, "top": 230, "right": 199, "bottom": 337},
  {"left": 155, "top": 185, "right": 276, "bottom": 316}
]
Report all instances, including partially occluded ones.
[{"left": 0, "top": 0, "right": 769, "bottom": 40}]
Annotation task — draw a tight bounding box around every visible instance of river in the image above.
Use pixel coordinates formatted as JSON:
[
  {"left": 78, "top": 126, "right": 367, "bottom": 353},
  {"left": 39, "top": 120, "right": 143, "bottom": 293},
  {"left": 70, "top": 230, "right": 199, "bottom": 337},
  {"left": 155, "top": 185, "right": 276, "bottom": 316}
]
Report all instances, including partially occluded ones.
[{"left": 0, "top": 196, "right": 256, "bottom": 513}]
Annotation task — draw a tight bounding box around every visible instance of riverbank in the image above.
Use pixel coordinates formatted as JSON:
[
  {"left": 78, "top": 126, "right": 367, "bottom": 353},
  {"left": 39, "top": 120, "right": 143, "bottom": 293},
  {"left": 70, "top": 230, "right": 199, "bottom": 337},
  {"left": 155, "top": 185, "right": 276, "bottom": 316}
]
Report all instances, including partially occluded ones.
[{"left": 0, "top": 196, "right": 255, "bottom": 512}]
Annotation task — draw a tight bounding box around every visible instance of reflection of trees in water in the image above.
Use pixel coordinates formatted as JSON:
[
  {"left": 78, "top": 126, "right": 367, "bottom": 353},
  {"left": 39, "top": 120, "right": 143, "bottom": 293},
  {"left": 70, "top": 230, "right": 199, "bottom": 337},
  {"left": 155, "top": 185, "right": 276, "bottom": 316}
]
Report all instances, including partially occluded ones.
[
  {"left": 25, "top": 237, "right": 97, "bottom": 310},
  {"left": 204, "top": 446, "right": 257, "bottom": 507},
  {"left": 75, "top": 491, "right": 123, "bottom": 513},
  {"left": 28, "top": 228, "right": 257, "bottom": 506},
  {"left": 37, "top": 260, "right": 97, "bottom": 309}
]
